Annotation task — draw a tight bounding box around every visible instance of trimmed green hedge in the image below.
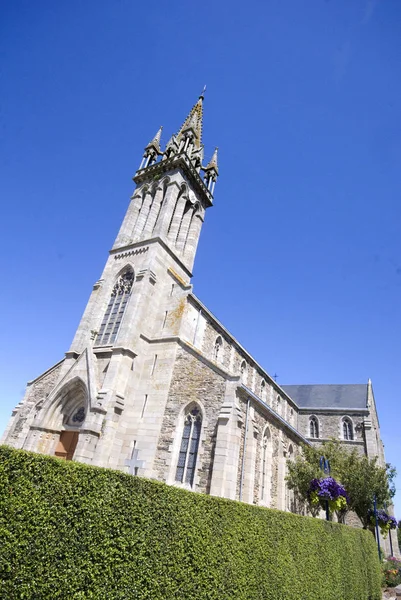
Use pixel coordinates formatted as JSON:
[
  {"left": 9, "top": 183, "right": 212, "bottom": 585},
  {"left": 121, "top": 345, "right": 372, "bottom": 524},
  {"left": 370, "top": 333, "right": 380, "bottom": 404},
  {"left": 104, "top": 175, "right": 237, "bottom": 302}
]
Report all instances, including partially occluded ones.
[{"left": 0, "top": 447, "right": 381, "bottom": 599}]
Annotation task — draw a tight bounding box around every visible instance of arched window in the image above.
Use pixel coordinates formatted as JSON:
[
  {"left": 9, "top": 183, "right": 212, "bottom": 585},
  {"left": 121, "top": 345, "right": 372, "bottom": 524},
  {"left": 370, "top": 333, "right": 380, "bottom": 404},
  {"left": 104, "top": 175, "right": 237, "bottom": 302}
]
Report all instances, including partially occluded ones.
[
  {"left": 260, "top": 379, "right": 266, "bottom": 401},
  {"left": 309, "top": 416, "right": 319, "bottom": 439},
  {"left": 342, "top": 417, "right": 353, "bottom": 441},
  {"left": 214, "top": 336, "right": 223, "bottom": 363},
  {"left": 175, "top": 406, "right": 202, "bottom": 486},
  {"left": 276, "top": 396, "right": 281, "bottom": 415},
  {"left": 96, "top": 269, "right": 134, "bottom": 346},
  {"left": 261, "top": 427, "right": 272, "bottom": 504}
]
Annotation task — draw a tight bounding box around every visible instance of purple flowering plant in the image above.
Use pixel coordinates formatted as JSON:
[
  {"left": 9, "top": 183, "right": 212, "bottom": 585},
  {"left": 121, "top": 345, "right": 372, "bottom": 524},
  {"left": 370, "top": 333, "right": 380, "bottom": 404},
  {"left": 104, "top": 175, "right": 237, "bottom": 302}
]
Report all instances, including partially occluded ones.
[
  {"left": 368, "top": 509, "right": 397, "bottom": 538},
  {"left": 308, "top": 477, "right": 349, "bottom": 514}
]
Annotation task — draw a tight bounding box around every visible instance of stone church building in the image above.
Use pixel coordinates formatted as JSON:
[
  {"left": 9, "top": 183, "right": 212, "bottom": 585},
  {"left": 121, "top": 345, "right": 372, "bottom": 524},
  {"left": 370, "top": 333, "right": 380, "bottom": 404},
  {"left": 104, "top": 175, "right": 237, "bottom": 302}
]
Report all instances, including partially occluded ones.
[{"left": 1, "top": 94, "right": 394, "bottom": 549}]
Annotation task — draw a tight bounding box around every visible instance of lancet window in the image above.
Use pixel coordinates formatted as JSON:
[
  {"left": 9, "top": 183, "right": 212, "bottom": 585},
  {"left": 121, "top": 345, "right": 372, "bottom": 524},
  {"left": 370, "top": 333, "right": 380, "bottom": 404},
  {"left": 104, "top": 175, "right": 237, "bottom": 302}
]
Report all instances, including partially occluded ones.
[
  {"left": 175, "top": 407, "right": 202, "bottom": 486},
  {"left": 309, "top": 416, "right": 319, "bottom": 438},
  {"left": 342, "top": 417, "right": 353, "bottom": 441},
  {"left": 96, "top": 269, "right": 134, "bottom": 346}
]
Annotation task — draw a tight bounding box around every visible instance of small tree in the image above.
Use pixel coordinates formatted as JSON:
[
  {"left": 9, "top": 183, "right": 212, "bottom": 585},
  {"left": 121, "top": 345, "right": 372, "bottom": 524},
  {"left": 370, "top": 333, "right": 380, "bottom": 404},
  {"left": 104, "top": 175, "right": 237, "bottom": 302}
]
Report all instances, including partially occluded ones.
[{"left": 286, "top": 439, "right": 396, "bottom": 528}]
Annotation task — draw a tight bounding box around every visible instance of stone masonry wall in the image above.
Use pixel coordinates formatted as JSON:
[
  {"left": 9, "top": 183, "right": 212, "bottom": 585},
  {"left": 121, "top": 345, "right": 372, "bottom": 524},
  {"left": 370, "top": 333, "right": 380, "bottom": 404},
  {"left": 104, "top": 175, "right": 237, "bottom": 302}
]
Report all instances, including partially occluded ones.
[
  {"left": 2, "top": 360, "right": 65, "bottom": 447},
  {"left": 154, "top": 346, "right": 227, "bottom": 493},
  {"left": 235, "top": 395, "right": 301, "bottom": 508},
  {"left": 298, "top": 411, "right": 366, "bottom": 447},
  {"left": 199, "top": 317, "right": 298, "bottom": 428}
]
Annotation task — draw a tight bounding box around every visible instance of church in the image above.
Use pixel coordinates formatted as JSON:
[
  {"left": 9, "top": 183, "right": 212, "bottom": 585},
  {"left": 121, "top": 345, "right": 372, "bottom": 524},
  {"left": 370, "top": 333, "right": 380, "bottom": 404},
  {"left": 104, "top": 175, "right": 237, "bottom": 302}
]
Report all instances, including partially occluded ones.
[{"left": 1, "top": 93, "right": 390, "bottom": 534}]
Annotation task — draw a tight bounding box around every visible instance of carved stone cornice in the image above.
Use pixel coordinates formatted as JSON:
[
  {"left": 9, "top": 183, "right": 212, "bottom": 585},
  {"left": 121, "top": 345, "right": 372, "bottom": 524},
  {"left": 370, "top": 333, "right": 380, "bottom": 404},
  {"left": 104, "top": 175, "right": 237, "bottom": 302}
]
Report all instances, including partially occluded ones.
[{"left": 113, "top": 247, "right": 149, "bottom": 260}]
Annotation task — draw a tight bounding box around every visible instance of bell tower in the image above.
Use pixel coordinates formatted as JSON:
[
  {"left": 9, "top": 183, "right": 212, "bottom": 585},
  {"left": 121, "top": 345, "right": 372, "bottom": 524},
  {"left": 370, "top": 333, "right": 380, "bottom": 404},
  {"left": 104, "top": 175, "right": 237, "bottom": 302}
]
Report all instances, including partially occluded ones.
[{"left": 1, "top": 92, "right": 219, "bottom": 472}]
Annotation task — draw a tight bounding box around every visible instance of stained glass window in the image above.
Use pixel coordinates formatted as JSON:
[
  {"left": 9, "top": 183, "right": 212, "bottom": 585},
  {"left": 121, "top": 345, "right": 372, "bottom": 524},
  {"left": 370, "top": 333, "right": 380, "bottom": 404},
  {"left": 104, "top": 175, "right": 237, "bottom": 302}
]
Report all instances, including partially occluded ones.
[
  {"left": 96, "top": 269, "right": 134, "bottom": 346},
  {"left": 175, "top": 407, "right": 202, "bottom": 486},
  {"left": 72, "top": 407, "right": 86, "bottom": 423}
]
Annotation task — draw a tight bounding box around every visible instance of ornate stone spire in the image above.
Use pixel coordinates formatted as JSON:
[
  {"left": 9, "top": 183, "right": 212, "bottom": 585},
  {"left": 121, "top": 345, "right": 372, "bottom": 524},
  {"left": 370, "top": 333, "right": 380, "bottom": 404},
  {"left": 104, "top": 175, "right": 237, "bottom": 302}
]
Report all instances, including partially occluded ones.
[
  {"left": 205, "top": 147, "right": 218, "bottom": 175},
  {"left": 176, "top": 93, "right": 204, "bottom": 151},
  {"left": 145, "top": 126, "right": 163, "bottom": 153},
  {"left": 203, "top": 147, "right": 219, "bottom": 195},
  {"left": 139, "top": 126, "right": 163, "bottom": 169}
]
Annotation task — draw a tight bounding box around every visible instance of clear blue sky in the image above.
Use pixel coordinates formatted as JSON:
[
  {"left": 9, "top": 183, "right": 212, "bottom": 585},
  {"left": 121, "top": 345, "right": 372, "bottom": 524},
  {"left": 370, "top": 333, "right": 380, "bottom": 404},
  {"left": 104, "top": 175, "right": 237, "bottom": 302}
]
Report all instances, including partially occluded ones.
[{"left": 1, "top": 1, "right": 401, "bottom": 515}]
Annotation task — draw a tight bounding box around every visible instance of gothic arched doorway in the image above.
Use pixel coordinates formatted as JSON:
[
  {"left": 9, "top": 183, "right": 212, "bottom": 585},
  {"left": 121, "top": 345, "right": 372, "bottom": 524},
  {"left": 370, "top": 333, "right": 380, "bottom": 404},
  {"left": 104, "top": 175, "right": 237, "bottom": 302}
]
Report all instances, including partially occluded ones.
[{"left": 52, "top": 380, "right": 87, "bottom": 461}]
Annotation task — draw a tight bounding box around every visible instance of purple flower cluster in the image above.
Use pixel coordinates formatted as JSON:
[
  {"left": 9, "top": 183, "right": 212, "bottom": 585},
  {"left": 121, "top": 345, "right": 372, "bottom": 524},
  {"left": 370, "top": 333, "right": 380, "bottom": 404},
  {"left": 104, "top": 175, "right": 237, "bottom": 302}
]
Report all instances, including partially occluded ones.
[
  {"left": 368, "top": 509, "right": 398, "bottom": 529},
  {"left": 308, "top": 477, "right": 349, "bottom": 502}
]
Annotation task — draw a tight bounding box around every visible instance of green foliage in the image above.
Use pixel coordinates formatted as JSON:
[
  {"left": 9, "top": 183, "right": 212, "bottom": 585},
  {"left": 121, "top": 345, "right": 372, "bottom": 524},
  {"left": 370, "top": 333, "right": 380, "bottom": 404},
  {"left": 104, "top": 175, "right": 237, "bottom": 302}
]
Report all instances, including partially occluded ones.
[
  {"left": 381, "top": 556, "right": 401, "bottom": 588},
  {"left": 287, "top": 440, "right": 395, "bottom": 527},
  {"left": 0, "top": 446, "right": 382, "bottom": 600}
]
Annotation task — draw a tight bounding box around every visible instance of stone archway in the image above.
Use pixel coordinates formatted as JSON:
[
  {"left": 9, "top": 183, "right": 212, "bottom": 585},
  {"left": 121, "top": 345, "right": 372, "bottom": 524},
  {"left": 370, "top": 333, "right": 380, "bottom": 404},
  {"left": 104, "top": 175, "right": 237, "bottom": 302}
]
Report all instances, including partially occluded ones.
[{"left": 50, "top": 378, "right": 88, "bottom": 461}]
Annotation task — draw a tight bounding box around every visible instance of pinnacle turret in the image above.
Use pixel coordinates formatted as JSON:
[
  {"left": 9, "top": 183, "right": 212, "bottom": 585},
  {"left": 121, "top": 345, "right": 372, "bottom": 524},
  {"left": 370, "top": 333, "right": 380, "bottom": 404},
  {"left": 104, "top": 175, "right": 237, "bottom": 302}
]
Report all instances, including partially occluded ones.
[
  {"left": 145, "top": 126, "right": 163, "bottom": 153},
  {"left": 139, "top": 126, "right": 163, "bottom": 169},
  {"left": 204, "top": 147, "right": 218, "bottom": 175},
  {"left": 203, "top": 147, "right": 219, "bottom": 194}
]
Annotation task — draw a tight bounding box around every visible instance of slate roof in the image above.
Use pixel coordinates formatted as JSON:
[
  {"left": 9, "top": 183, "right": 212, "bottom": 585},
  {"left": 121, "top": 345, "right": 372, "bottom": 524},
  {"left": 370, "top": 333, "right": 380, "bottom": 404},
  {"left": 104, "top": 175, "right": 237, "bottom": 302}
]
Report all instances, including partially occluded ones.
[{"left": 281, "top": 384, "right": 368, "bottom": 410}]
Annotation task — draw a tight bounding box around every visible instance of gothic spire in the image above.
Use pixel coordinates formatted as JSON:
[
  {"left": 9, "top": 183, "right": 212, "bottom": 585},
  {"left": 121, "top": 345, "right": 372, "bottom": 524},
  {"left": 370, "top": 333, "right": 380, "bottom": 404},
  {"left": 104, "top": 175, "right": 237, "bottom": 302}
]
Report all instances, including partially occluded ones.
[{"left": 176, "top": 93, "right": 204, "bottom": 151}]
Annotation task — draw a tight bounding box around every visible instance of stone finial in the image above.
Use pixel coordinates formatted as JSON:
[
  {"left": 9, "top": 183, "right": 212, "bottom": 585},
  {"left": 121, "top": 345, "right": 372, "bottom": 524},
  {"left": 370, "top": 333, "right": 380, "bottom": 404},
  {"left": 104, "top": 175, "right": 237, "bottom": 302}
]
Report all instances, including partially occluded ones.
[
  {"left": 204, "top": 147, "right": 219, "bottom": 175},
  {"left": 145, "top": 126, "right": 163, "bottom": 153}
]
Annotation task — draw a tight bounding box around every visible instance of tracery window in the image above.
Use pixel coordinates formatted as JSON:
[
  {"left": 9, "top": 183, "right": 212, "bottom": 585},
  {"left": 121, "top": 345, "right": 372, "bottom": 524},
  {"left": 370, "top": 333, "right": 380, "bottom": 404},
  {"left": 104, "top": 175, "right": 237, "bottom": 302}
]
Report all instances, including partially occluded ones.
[
  {"left": 309, "top": 416, "right": 319, "bottom": 438},
  {"left": 342, "top": 417, "right": 353, "bottom": 441},
  {"left": 175, "top": 407, "right": 202, "bottom": 486},
  {"left": 96, "top": 269, "right": 134, "bottom": 346},
  {"left": 214, "top": 336, "right": 223, "bottom": 363},
  {"left": 71, "top": 407, "right": 85, "bottom": 424}
]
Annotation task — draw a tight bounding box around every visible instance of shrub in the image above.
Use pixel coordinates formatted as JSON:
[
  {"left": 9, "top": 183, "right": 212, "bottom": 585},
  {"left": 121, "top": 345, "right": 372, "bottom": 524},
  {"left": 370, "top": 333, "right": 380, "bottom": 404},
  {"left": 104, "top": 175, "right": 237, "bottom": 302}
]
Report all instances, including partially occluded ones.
[{"left": 0, "top": 446, "right": 382, "bottom": 599}]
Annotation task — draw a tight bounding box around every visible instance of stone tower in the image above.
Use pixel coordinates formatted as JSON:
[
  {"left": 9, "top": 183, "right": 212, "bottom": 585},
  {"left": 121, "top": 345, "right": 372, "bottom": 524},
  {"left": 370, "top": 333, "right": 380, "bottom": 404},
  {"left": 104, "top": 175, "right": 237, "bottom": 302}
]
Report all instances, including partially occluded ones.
[{"left": 2, "top": 92, "right": 219, "bottom": 472}]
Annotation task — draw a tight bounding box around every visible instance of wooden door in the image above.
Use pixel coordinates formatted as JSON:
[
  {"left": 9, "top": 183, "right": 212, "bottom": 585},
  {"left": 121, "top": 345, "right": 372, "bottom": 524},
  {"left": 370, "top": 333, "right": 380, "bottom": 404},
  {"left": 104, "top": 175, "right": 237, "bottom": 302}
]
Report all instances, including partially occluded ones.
[{"left": 55, "top": 431, "right": 79, "bottom": 460}]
